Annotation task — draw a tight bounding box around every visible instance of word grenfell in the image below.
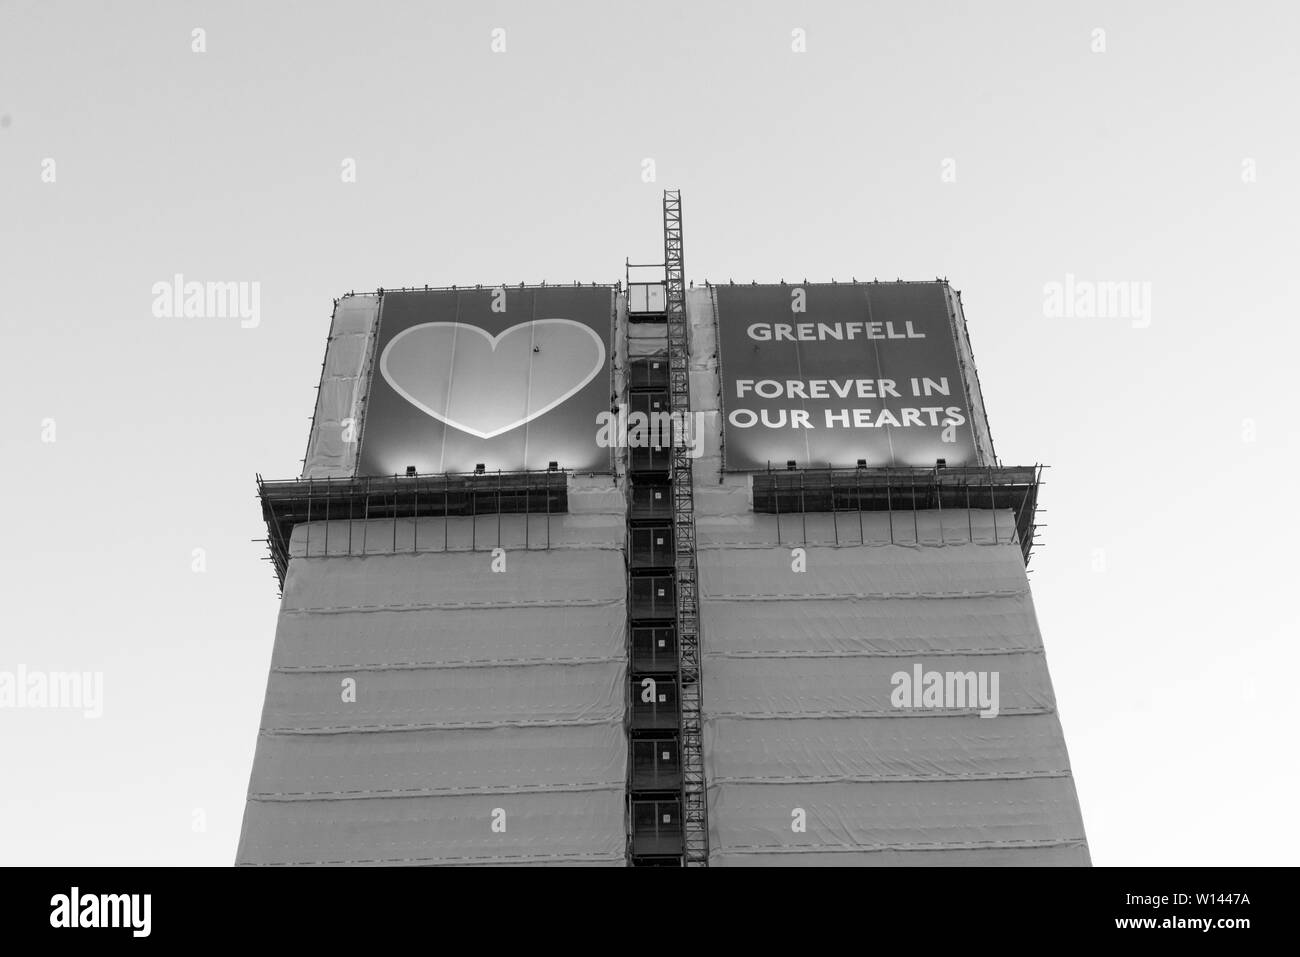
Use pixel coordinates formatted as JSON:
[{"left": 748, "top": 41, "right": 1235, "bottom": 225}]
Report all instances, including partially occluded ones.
[
  {"left": 50, "top": 888, "right": 151, "bottom": 937},
  {"left": 150, "top": 273, "right": 261, "bottom": 328},
  {"left": 746, "top": 321, "right": 926, "bottom": 341}
]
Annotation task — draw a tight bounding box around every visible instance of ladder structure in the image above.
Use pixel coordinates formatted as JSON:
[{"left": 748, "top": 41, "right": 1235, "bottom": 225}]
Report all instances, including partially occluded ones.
[{"left": 662, "top": 190, "right": 708, "bottom": 866}]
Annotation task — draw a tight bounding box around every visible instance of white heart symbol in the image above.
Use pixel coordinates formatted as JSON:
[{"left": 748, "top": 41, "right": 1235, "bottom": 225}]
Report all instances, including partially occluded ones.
[{"left": 378, "top": 319, "right": 606, "bottom": 439}]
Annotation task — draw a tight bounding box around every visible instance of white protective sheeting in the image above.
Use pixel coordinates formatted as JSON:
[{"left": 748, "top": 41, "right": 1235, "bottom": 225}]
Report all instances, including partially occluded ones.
[
  {"left": 627, "top": 320, "right": 667, "bottom": 358},
  {"left": 260, "top": 663, "right": 623, "bottom": 732},
  {"left": 272, "top": 604, "right": 626, "bottom": 670},
  {"left": 698, "top": 528, "right": 1089, "bottom": 866},
  {"left": 703, "top": 594, "right": 1043, "bottom": 657},
  {"left": 709, "top": 777, "right": 1087, "bottom": 854},
  {"left": 302, "top": 294, "right": 380, "bottom": 479},
  {"left": 946, "top": 285, "right": 998, "bottom": 464},
  {"left": 705, "top": 653, "right": 1054, "bottom": 719},
  {"left": 238, "top": 527, "right": 628, "bottom": 866},
  {"left": 678, "top": 283, "right": 1087, "bottom": 865},
  {"left": 686, "top": 288, "right": 724, "bottom": 481},
  {"left": 279, "top": 547, "right": 621, "bottom": 611},
  {"left": 712, "top": 846, "right": 1091, "bottom": 866},
  {"left": 239, "top": 791, "right": 623, "bottom": 866},
  {"left": 247, "top": 724, "right": 626, "bottom": 799},
  {"left": 706, "top": 715, "right": 1075, "bottom": 783},
  {"left": 700, "top": 539, "right": 1028, "bottom": 599}
]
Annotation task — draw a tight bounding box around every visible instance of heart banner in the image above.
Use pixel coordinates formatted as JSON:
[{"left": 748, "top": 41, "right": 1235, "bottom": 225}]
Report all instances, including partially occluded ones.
[
  {"left": 357, "top": 287, "right": 614, "bottom": 475},
  {"left": 380, "top": 319, "right": 606, "bottom": 438}
]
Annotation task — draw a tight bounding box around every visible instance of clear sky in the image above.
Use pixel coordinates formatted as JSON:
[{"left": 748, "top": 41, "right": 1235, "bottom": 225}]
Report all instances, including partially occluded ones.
[{"left": 1, "top": 0, "right": 1296, "bottom": 865}]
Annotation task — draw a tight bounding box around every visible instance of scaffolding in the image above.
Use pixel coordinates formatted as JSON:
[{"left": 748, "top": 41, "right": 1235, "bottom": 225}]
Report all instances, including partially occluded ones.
[
  {"left": 620, "top": 190, "right": 709, "bottom": 866},
  {"left": 256, "top": 469, "right": 570, "bottom": 588},
  {"left": 664, "top": 190, "right": 708, "bottom": 867},
  {"left": 751, "top": 464, "right": 1044, "bottom": 564}
]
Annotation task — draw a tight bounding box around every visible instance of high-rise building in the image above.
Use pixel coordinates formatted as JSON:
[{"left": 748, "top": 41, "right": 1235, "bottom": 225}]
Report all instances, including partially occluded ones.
[{"left": 236, "top": 192, "right": 1089, "bottom": 866}]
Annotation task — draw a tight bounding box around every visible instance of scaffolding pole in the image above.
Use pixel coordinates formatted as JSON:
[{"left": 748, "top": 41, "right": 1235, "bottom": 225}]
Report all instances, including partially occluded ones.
[{"left": 664, "top": 189, "right": 708, "bottom": 867}]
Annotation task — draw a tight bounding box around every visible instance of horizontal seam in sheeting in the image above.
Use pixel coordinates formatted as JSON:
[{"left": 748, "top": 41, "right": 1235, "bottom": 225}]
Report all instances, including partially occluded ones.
[
  {"left": 288, "top": 543, "right": 626, "bottom": 557},
  {"left": 703, "top": 648, "right": 1044, "bottom": 659},
  {"left": 289, "top": 547, "right": 629, "bottom": 561},
  {"left": 707, "top": 771, "right": 1074, "bottom": 785},
  {"left": 711, "top": 838, "right": 1089, "bottom": 855},
  {"left": 255, "top": 724, "right": 620, "bottom": 741},
  {"left": 703, "top": 707, "right": 1055, "bottom": 720},
  {"left": 700, "top": 590, "right": 1028, "bottom": 602},
  {"left": 237, "top": 852, "right": 626, "bottom": 867},
  {"left": 248, "top": 782, "right": 626, "bottom": 801},
  {"left": 272, "top": 656, "right": 625, "bottom": 672},
  {"left": 695, "top": 540, "right": 1018, "bottom": 550},
  {"left": 260, "top": 718, "right": 625, "bottom": 734},
  {"left": 281, "top": 598, "right": 626, "bottom": 614}
]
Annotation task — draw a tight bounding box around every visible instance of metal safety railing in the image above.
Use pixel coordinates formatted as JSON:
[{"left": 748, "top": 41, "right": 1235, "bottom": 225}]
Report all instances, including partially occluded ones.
[
  {"left": 751, "top": 464, "right": 1044, "bottom": 564},
  {"left": 256, "top": 469, "right": 570, "bottom": 589}
]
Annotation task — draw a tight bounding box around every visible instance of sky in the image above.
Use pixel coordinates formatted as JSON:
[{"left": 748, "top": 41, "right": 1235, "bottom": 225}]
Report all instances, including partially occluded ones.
[{"left": 1, "top": 0, "right": 1297, "bottom": 866}]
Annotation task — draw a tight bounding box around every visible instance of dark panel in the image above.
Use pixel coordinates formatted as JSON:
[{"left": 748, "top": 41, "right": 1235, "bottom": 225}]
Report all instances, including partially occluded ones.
[
  {"left": 631, "top": 626, "right": 677, "bottom": 673},
  {"left": 631, "top": 676, "right": 679, "bottom": 731},
  {"left": 632, "top": 738, "right": 682, "bottom": 791},
  {"left": 358, "top": 286, "right": 615, "bottom": 475},
  {"left": 631, "top": 799, "right": 683, "bottom": 856},
  {"left": 715, "top": 282, "right": 979, "bottom": 471}
]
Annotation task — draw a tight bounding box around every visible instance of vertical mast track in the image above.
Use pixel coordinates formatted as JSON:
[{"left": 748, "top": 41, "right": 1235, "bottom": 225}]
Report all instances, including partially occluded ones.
[{"left": 663, "top": 189, "right": 708, "bottom": 866}]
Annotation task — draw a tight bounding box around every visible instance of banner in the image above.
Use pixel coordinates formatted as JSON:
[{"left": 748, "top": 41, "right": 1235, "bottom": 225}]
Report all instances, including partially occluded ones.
[
  {"left": 358, "top": 287, "right": 614, "bottom": 475},
  {"left": 716, "top": 282, "right": 978, "bottom": 470}
]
